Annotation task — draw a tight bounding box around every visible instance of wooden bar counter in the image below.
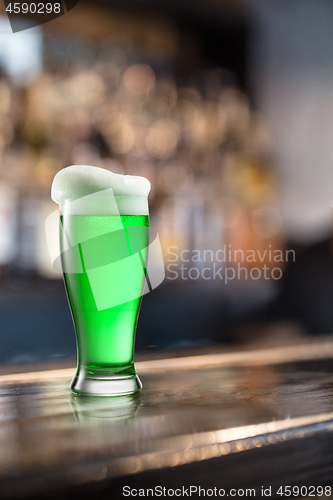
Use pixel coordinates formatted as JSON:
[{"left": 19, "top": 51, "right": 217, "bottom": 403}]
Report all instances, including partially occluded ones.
[{"left": 1, "top": 339, "right": 333, "bottom": 499}]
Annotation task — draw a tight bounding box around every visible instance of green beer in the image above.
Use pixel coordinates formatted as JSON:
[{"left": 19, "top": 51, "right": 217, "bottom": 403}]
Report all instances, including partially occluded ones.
[
  {"left": 52, "top": 165, "right": 151, "bottom": 396},
  {"left": 60, "top": 214, "right": 149, "bottom": 396}
]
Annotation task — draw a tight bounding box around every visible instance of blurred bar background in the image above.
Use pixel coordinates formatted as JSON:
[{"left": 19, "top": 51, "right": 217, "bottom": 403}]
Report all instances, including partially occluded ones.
[{"left": 0, "top": 0, "right": 332, "bottom": 365}]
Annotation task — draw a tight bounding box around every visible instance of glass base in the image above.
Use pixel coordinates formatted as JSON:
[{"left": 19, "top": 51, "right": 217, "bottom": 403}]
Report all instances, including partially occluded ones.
[{"left": 70, "top": 366, "right": 142, "bottom": 397}]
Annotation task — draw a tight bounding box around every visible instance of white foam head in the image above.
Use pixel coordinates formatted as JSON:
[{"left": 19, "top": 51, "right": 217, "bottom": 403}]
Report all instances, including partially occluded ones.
[{"left": 51, "top": 165, "right": 151, "bottom": 215}]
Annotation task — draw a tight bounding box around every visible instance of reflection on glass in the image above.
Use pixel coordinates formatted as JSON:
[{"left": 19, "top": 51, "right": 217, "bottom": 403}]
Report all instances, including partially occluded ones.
[{"left": 70, "top": 393, "right": 141, "bottom": 421}]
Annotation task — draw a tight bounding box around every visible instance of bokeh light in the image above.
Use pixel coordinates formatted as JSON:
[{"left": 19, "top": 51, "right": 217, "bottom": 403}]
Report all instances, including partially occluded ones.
[{"left": 123, "top": 64, "right": 155, "bottom": 95}]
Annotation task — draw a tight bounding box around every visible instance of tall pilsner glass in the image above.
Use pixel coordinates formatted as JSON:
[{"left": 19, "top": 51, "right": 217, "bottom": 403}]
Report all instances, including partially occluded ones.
[{"left": 55, "top": 168, "right": 150, "bottom": 397}]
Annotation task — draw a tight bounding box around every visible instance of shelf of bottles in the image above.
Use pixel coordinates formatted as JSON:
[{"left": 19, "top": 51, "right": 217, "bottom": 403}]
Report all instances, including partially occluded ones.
[{"left": 0, "top": 30, "right": 282, "bottom": 284}]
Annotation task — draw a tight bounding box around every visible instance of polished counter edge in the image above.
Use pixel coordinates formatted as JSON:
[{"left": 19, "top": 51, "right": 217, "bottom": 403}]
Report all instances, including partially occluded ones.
[
  {"left": 1, "top": 340, "right": 333, "bottom": 384},
  {"left": 105, "top": 416, "right": 333, "bottom": 479}
]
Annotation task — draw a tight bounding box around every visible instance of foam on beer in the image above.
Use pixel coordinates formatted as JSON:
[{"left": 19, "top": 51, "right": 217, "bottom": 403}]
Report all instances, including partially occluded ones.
[{"left": 51, "top": 165, "right": 150, "bottom": 215}]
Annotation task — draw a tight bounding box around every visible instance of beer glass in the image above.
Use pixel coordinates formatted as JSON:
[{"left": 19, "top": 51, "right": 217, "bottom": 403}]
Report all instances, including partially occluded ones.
[{"left": 59, "top": 189, "right": 149, "bottom": 397}]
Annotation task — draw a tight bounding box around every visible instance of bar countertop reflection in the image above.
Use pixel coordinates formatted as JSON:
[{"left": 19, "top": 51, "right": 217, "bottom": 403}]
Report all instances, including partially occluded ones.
[{"left": 2, "top": 339, "right": 333, "bottom": 498}]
